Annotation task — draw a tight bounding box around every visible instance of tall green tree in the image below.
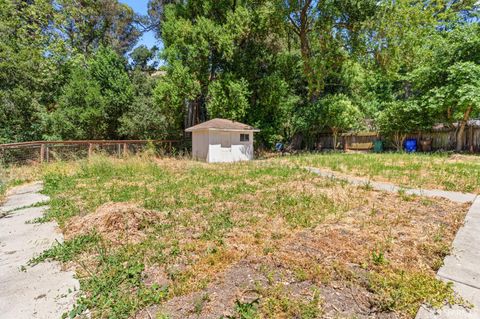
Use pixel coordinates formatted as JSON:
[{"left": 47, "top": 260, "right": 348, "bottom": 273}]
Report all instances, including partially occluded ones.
[
  {"left": 153, "top": 1, "right": 303, "bottom": 146},
  {"left": 446, "top": 62, "right": 480, "bottom": 151},
  {"left": 46, "top": 65, "right": 107, "bottom": 140},
  {"left": 118, "top": 70, "right": 171, "bottom": 139},
  {"left": 319, "top": 94, "right": 362, "bottom": 150},
  {"left": 129, "top": 45, "right": 159, "bottom": 71},
  {"left": 411, "top": 24, "right": 480, "bottom": 150},
  {"left": 0, "top": 0, "right": 65, "bottom": 143},
  {"left": 57, "top": 0, "right": 142, "bottom": 55},
  {"left": 377, "top": 100, "right": 433, "bottom": 151},
  {"left": 47, "top": 48, "right": 133, "bottom": 140},
  {"left": 159, "top": 2, "right": 249, "bottom": 127}
]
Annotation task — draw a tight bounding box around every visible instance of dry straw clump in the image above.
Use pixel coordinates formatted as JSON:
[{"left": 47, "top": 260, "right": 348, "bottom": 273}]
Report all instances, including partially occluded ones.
[{"left": 65, "top": 202, "right": 161, "bottom": 244}]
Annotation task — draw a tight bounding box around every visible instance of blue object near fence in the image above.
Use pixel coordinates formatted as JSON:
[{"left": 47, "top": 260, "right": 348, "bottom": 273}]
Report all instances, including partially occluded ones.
[
  {"left": 275, "top": 142, "right": 284, "bottom": 152},
  {"left": 404, "top": 139, "right": 417, "bottom": 153}
]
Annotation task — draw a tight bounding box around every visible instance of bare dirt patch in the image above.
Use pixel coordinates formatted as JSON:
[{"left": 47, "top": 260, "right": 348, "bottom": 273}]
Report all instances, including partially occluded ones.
[{"left": 156, "top": 260, "right": 266, "bottom": 319}]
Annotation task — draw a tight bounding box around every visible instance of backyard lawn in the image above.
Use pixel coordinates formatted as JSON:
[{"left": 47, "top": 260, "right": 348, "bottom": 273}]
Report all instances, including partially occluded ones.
[
  {"left": 9, "top": 154, "right": 472, "bottom": 319},
  {"left": 285, "top": 152, "right": 480, "bottom": 193}
]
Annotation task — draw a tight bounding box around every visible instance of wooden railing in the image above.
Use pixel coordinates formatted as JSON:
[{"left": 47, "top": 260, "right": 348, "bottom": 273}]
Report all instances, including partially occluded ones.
[{"left": 0, "top": 140, "right": 185, "bottom": 165}]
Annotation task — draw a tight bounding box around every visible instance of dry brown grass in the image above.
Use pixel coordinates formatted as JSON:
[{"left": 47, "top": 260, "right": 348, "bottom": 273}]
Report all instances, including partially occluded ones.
[
  {"left": 30, "top": 156, "right": 470, "bottom": 318},
  {"left": 134, "top": 166, "right": 466, "bottom": 318},
  {"left": 275, "top": 193, "right": 466, "bottom": 274},
  {"left": 173, "top": 191, "right": 466, "bottom": 318},
  {"left": 285, "top": 152, "right": 480, "bottom": 193}
]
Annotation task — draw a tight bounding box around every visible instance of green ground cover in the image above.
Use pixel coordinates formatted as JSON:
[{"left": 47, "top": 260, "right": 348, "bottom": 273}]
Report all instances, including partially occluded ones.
[{"left": 285, "top": 152, "right": 480, "bottom": 193}]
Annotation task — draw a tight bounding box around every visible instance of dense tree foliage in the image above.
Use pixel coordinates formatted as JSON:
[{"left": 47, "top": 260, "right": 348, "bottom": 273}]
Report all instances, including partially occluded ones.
[
  {"left": 320, "top": 94, "right": 362, "bottom": 150},
  {"left": 413, "top": 24, "right": 480, "bottom": 150},
  {"left": 1, "top": 0, "right": 479, "bottom": 150},
  {"left": 46, "top": 48, "right": 133, "bottom": 140},
  {"left": 56, "top": 0, "right": 143, "bottom": 55},
  {"left": 377, "top": 100, "right": 433, "bottom": 151},
  {"left": 0, "top": 0, "right": 64, "bottom": 143},
  {"left": 118, "top": 70, "right": 169, "bottom": 139}
]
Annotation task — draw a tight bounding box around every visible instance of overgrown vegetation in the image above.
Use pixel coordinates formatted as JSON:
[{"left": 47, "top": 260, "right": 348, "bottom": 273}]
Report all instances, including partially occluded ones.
[
  {"left": 19, "top": 155, "right": 469, "bottom": 318},
  {"left": 28, "top": 233, "right": 100, "bottom": 266},
  {"left": 287, "top": 152, "right": 480, "bottom": 193},
  {"left": 369, "top": 270, "right": 464, "bottom": 317}
]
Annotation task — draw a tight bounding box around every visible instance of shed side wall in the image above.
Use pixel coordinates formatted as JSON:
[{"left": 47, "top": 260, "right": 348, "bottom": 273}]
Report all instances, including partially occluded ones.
[{"left": 192, "top": 130, "right": 209, "bottom": 161}]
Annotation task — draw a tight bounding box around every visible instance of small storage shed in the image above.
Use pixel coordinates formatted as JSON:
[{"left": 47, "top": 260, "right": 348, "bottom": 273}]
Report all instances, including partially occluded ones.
[{"left": 185, "top": 118, "right": 260, "bottom": 163}]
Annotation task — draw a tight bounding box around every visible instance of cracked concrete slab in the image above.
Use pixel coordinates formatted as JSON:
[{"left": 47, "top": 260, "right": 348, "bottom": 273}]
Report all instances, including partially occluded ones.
[
  {"left": 0, "top": 183, "right": 79, "bottom": 319},
  {"left": 1, "top": 182, "right": 49, "bottom": 213}
]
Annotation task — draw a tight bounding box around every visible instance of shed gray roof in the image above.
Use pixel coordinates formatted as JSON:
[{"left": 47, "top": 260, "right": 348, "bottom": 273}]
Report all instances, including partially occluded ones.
[{"left": 185, "top": 118, "right": 260, "bottom": 132}]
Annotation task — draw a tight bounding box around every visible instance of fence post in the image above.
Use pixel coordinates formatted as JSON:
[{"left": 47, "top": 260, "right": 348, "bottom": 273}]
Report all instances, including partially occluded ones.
[
  {"left": 123, "top": 143, "right": 128, "bottom": 157},
  {"left": 469, "top": 126, "right": 474, "bottom": 152},
  {"left": 40, "top": 144, "right": 45, "bottom": 163},
  {"left": 88, "top": 143, "right": 93, "bottom": 158}
]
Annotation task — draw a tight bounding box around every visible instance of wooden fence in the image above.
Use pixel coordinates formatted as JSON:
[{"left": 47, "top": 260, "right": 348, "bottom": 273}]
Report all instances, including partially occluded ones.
[
  {"left": 0, "top": 140, "right": 187, "bottom": 166},
  {"left": 316, "top": 126, "right": 480, "bottom": 152},
  {"left": 406, "top": 127, "right": 480, "bottom": 152},
  {"left": 316, "top": 133, "right": 378, "bottom": 150}
]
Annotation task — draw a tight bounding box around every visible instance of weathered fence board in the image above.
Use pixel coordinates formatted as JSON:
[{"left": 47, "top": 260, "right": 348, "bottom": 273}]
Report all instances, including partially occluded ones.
[{"left": 318, "top": 126, "right": 480, "bottom": 152}]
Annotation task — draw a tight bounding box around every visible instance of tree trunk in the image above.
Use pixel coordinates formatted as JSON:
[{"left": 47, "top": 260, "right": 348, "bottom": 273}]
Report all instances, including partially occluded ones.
[
  {"left": 394, "top": 132, "right": 406, "bottom": 151},
  {"left": 186, "top": 95, "right": 208, "bottom": 129},
  {"left": 299, "top": 25, "right": 313, "bottom": 94},
  {"left": 287, "top": 0, "right": 315, "bottom": 98},
  {"left": 456, "top": 106, "right": 473, "bottom": 152},
  {"left": 289, "top": 132, "right": 304, "bottom": 150},
  {"left": 332, "top": 129, "right": 338, "bottom": 150}
]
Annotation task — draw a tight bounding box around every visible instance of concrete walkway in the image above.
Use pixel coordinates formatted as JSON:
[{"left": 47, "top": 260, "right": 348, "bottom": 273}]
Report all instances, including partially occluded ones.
[
  {"left": 305, "top": 167, "right": 476, "bottom": 204},
  {"left": 306, "top": 167, "right": 480, "bottom": 319},
  {"left": 0, "top": 182, "right": 79, "bottom": 319}
]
